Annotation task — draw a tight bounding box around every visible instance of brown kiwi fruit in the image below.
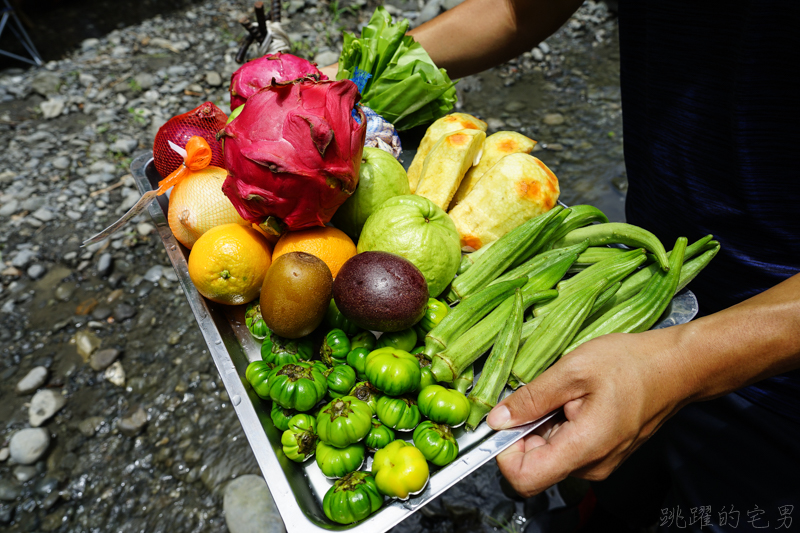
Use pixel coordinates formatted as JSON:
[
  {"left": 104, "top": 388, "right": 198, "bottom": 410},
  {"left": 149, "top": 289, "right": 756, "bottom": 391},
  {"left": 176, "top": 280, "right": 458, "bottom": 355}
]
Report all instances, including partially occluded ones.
[{"left": 260, "top": 251, "right": 333, "bottom": 338}]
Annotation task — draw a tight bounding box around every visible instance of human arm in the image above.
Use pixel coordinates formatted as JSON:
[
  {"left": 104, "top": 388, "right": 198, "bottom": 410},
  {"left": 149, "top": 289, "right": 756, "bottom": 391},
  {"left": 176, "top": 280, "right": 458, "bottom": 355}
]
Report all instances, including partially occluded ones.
[
  {"left": 488, "top": 272, "right": 800, "bottom": 496},
  {"left": 318, "top": 0, "right": 584, "bottom": 80}
]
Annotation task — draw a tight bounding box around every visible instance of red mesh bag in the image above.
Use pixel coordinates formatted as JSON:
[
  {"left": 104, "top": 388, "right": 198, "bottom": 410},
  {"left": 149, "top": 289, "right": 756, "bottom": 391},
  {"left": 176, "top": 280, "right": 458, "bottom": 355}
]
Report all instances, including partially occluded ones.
[{"left": 153, "top": 102, "right": 227, "bottom": 178}]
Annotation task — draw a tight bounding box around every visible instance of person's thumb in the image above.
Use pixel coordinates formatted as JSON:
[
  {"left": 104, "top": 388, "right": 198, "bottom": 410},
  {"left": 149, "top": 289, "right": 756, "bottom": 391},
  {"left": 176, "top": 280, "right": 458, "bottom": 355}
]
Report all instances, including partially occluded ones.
[{"left": 487, "top": 361, "right": 582, "bottom": 430}]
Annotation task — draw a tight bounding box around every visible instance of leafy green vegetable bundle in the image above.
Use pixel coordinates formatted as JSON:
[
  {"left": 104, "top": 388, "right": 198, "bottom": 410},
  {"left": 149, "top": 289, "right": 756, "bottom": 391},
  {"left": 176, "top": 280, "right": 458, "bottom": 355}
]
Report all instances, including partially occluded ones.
[{"left": 337, "top": 7, "right": 457, "bottom": 131}]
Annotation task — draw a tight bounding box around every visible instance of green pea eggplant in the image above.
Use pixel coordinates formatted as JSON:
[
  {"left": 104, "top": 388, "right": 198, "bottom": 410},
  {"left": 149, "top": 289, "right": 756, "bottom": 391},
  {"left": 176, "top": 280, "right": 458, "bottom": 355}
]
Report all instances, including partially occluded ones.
[
  {"left": 270, "top": 402, "right": 296, "bottom": 432},
  {"left": 417, "top": 384, "right": 470, "bottom": 427},
  {"left": 346, "top": 347, "right": 371, "bottom": 380},
  {"left": 376, "top": 328, "right": 417, "bottom": 352},
  {"left": 321, "top": 328, "right": 351, "bottom": 366},
  {"left": 281, "top": 414, "right": 318, "bottom": 462},
  {"left": 316, "top": 441, "right": 366, "bottom": 478},
  {"left": 376, "top": 396, "right": 421, "bottom": 431},
  {"left": 245, "top": 360, "right": 272, "bottom": 399},
  {"left": 365, "top": 419, "right": 395, "bottom": 451},
  {"left": 325, "top": 298, "right": 361, "bottom": 335},
  {"left": 326, "top": 364, "right": 357, "bottom": 399},
  {"left": 322, "top": 471, "right": 383, "bottom": 524},
  {"left": 316, "top": 396, "right": 373, "bottom": 448},
  {"left": 267, "top": 362, "right": 328, "bottom": 411},
  {"left": 348, "top": 381, "right": 382, "bottom": 415},
  {"left": 245, "top": 301, "right": 269, "bottom": 340},
  {"left": 365, "top": 347, "right": 421, "bottom": 396}
]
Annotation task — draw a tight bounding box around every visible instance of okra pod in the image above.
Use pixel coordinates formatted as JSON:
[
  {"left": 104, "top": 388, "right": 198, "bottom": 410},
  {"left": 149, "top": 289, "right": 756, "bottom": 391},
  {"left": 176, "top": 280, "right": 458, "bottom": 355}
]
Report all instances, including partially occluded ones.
[
  {"left": 533, "top": 247, "right": 647, "bottom": 317},
  {"left": 422, "top": 278, "right": 527, "bottom": 359},
  {"left": 452, "top": 364, "right": 474, "bottom": 395},
  {"left": 586, "top": 236, "right": 715, "bottom": 322},
  {"left": 491, "top": 241, "right": 588, "bottom": 289},
  {"left": 564, "top": 237, "right": 688, "bottom": 354},
  {"left": 430, "top": 288, "right": 557, "bottom": 382},
  {"left": 466, "top": 290, "right": 524, "bottom": 430},
  {"left": 447, "top": 206, "right": 564, "bottom": 302},
  {"left": 457, "top": 240, "right": 497, "bottom": 275},
  {"left": 509, "top": 207, "right": 572, "bottom": 268},
  {"left": 550, "top": 222, "right": 670, "bottom": 271},
  {"left": 511, "top": 278, "right": 609, "bottom": 385},
  {"left": 574, "top": 246, "right": 629, "bottom": 267},
  {"left": 543, "top": 205, "right": 609, "bottom": 248}
]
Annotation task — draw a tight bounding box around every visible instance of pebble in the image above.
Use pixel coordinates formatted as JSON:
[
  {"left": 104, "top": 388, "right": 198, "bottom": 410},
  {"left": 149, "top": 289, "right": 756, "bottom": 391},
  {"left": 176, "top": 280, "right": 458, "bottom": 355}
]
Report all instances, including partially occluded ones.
[
  {"left": 27, "top": 264, "right": 46, "bottom": 279},
  {"left": 15, "top": 366, "right": 48, "bottom": 394},
  {"left": 223, "top": 475, "right": 285, "bottom": 533},
  {"left": 78, "top": 416, "right": 106, "bottom": 437},
  {"left": 9, "top": 427, "right": 51, "bottom": 464},
  {"left": 11, "top": 249, "right": 36, "bottom": 268},
  {"left": 29, "top": 389, "right": 66, "bottom": 427},
  {"left": 0, "top": 198, "right": 19, "bottom": 217},
  {"left": 74, "top": 330, "right": 102, "bottom": 361},
  {"left": 32, "top": 207, "right": 55, "bottom": 222},
  {"left": 531, "top": 47, "right": 544, "bottom": 61},
  {"left": 104, "top": 360, "right": 126, "bottom": 386},
  {"left": 90, "top": 348, "right": 120, "bottom": 371},
  {"left": 0, "top": 480, "right": 21, "bottom": 502},
  {"left": 143, "top": 265, "right": 163, "bottom": 282},
  {"left": 543, "top": 113, "right": 565, "bottom": 126},
  {"left": 52, "top": 156, "right": 71, "bottom": 169},
  {"left": 97, "top": 252, "right": 113, "bottom": 276},
  {"left": 118, "top": 405, "right": 147, "bottom": 436},
  {"left": 13, "top": 465, "right": 39, "bottom": 483},
  {"left": 205, "top": 71, "right": 222, "bottom": 87},
  {"left": 113, "top": 303, "right": 137, "bottom": 321},
  {"left": 0, "top": 447, "right": 8, "bottom": 461},
  {"left": 313, "top": 50, "right": 340, "bottom": 68},
  {"left": 136, "top": 222, "right": 155, "bottom": 236},
  {"left": 111, "top": 138, "right": 138, "bottom": 154}
]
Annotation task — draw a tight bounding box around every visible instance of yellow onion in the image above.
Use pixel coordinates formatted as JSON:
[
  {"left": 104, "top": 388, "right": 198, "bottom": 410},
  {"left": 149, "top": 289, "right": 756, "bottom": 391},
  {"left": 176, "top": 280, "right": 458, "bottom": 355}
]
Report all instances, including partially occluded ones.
[{"left": 168, "top": 167, "right": 249, "bottom": 249}]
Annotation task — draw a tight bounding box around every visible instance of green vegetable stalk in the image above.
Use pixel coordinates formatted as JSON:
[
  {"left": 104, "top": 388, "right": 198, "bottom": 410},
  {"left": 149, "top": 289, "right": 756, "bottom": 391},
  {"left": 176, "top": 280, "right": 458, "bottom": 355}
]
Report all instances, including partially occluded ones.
[{"left": 466, "top": 289, "right": 523, "bottom": 430}]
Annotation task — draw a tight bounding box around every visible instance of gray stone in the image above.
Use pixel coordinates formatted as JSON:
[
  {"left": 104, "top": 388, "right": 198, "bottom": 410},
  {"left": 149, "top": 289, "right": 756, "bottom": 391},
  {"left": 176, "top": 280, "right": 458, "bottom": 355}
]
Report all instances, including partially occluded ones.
[
  {"left": 538, "top": 42, "right": 551, "bottom": 54},
  {"left": 78, "top": 73, "right": 97, "bottom": 87},
  {"left": 531, "top": 47, "right": 544, "bottom": 61},
  {"left": 11, "top": 249, "right": 36, "bottom": 268},
  {"left": 104, "top": 360, "right": 126, "bottom": 387},
  {"left": 205, "top": 71, "right": 222, "bottom": 87},
  {"left": 81, "top": 38, "right": 100, "bottom": 51},
  {"left": 223, "top": 475, "right": 285, "bottom": 533},
  {"left": 16, "top": 366, "right": 48, "bottom": 394},
  {"left": 89, "top": 348, "right": 120, "bottom": 371},
  {"left": 78, "top": 416, "right": 106, "bottom": 437},
  {"left": 97, "top": 253, "right": 113, "bottom": 276},
  {"left": 31, "top": 72, "right": 61, "bottom": 97},
  {"left": 0, "top": 480, "right": 21, "bottom": 502},
  {"left": 118, "top": 405, "right": 147, "bottom": 436},
  {"left": 136, "top": 222, "right": 155, "bottom": 236},
  {"left": 111, "top": 138, "right": 138, "bottom": 154},
  {"left": 41, "top": 98, "right": 66, "bottom": 119},
  {"left": 27, "top": 264, "right": 45, "bottom": 279},
  {"left": 29, "top": 389, "right": 66, "bottom": 427},
  {"left": 22, "top": 196, "right": 45, "bottom": 211},
  {"left": 313, "top": 50, "right": 340, "bottom": 69},
  {"left": 9, "top": 428, "right": 51, "bottom": 464},
  {"left": 0, "top": 448, "right": 8, "bottom": 461},
  {"left": 13, "top": 465, "right": 38, "bottom": 483},
  {"left": 52, "top": 156, "right": 70, "bottom": 170},
  {"left": 504, "top": 100, "right": 526, "bottom": 113},
  {"left": 543, "top": 113, "right": 565, "bottom": 126},
  {"left": 74, "top": 329, "right": 101, "bottom": 361},
  {"left": 0, "top": 199, "right": 19, "bottom": 217},
  {"left": 32, "top": 207, "right": 55, "bottom": 222},
  {"left": 113, "top": 303, "right": 136, "bottom": 321},
  {"left": 486, "top": 117, "right": 506, "bottom": 130},
  {"left": 134, "top": 73, "right": 157, "bottom": 90},
  {"left": 143, "top": 265, "right": 162, "bottom": 282}
]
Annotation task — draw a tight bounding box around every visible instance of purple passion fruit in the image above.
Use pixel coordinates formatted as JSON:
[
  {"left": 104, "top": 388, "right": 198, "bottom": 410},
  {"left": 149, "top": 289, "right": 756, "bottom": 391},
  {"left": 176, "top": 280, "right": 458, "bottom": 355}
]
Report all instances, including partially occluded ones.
[
  {"left": 261, "top": 252, "right": 333, "bottom": 338},
  {"left": 333, "top": 251, "right": 428, "bottom": 332}
]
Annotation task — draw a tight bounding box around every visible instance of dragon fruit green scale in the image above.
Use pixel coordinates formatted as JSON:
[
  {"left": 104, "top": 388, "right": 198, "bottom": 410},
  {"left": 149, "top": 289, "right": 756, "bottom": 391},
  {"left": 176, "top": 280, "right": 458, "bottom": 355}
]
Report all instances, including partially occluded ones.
[{"left": 221, "top": 79, "right": 367, "bottom": 232}]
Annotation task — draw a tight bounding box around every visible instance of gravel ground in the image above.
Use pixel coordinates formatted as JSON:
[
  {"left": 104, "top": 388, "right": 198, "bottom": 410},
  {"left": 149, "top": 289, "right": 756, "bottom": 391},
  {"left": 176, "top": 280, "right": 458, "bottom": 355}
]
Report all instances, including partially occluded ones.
[{"left": 0, "top": 1, "right": 623, "bottom": 532}]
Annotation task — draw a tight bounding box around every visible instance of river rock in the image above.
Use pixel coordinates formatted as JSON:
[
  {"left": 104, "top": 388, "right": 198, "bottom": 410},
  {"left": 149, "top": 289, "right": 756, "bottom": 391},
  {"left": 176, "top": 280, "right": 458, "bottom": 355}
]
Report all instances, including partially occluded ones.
[
  {"left": 113, "top": 303, "right": 137, "bottom": 321},
  {"left": 118, "top": 405, "right": 147, "bottom": 436},
  {"left": 0, "top": 480, "right": 21, "bottom": 502},
  {"left": 205, "top": 71, "right": 222, "bottom": 87},
  {"left": 29, "top": 389, "right": 66, "bottom": 427},
  {"left": 31, "top": 72, "right": 61, "bottom": 97},
  {"left": 223, "top": 475, "right": 285, "bottom": 533},
  {"left": 0, "top": 447, "right": 9, "bottom": 461},
  {"left": 78, "top": 416, "right": 106, "bottom": 437},
  {"left": 9, "top": 428, "right": 51, "bottom": 464},
  {"left": 90, "top": 348, "right": 120, "bottom": 371},
  {"left": 542, "top": 113, "right": 565, "bottom": 126},
  {"left": 13, "top": 465, "right": 38, "bottom": 483},
  {"left": 16, "top": 366, "right": 48, "bottom": 394},
  {"left": 74, "top": 329, "right": 101, "bottom": 361},
  {"left": 41, "top": 98, "right": 65, "bottom": 119},
  {"left": 104, "top": 360, "right": 126, "bottom": 386}
]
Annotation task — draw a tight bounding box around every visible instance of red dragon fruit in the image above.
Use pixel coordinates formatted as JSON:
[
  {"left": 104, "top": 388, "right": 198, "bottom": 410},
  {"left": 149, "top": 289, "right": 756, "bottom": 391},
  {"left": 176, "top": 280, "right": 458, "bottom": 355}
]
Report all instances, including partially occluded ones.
[
  {"left": 220, "top": 79, "right": 366, "bottom": 232},
  {"left": 229, "top": 52, "right": 328, "bottom": 111}
]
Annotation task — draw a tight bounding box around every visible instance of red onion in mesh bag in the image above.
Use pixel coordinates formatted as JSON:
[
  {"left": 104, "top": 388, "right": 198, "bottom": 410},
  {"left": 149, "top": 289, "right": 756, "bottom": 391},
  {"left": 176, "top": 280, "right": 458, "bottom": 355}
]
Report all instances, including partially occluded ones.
[
  {"left": 153, "top": 102, "right": 227, "bottom": 178},
  {"left": 220, "top": 79, "right": 366, "bottom": 232},
  {"left": 229, "top": 52, "right": 327, "bottom": 111}
]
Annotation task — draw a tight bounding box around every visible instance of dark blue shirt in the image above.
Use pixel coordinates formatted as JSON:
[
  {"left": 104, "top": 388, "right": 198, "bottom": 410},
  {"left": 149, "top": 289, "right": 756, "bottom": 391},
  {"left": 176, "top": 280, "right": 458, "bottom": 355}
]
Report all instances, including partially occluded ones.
[{"left": 618, "top": 0, "right": 800, "bottom": 422}]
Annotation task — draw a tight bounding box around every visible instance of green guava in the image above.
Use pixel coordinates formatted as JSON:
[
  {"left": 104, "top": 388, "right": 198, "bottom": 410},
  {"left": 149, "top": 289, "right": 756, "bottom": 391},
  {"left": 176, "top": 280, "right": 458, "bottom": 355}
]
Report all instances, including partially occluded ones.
[
  {"left": 332, "top": 147, "right": 410, "bottom": 241},
  {"left": 357, "top": 195, "right": 461, "bottom": 297}
]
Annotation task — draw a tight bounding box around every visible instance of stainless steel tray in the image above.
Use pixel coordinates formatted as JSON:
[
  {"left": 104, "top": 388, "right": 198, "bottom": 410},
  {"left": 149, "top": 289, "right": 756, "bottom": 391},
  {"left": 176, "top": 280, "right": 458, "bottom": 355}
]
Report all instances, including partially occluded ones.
[{"left": 130, "top": 153, "right": 698, "bottom": 532}]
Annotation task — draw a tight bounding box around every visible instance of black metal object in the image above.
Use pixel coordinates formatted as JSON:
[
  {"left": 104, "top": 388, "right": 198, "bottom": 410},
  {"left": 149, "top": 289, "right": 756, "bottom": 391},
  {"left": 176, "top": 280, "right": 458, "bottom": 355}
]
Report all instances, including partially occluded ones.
[
  {"left": 0, "top": 0, "right": 43, "bottom": 66},
  {"left": 235, "top": 1, "right": 282, "bottom": 64}
]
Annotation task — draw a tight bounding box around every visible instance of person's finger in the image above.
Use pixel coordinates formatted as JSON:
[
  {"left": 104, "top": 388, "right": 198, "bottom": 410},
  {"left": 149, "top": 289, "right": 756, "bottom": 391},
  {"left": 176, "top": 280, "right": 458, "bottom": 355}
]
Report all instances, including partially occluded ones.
[{"left": 487, "top": 359, "right": 585, "bottom": 430}]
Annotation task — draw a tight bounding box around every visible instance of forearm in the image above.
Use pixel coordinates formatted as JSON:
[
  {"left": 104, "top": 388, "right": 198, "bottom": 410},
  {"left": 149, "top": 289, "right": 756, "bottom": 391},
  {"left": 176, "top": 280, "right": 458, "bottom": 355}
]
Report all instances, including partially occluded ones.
[
  {"left": 658, "top": 273, "right": 800, "bottom": 405},
  {"left": 409, "top": 0, "right": 584, "bottom": 79}
]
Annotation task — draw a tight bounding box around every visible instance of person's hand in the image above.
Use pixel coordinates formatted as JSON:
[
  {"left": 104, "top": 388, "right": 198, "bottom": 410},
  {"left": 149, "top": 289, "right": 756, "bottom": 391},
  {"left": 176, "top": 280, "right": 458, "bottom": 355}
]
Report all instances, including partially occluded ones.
[{"left": 488, "top": 328, "right": 694, "bottom": 497}]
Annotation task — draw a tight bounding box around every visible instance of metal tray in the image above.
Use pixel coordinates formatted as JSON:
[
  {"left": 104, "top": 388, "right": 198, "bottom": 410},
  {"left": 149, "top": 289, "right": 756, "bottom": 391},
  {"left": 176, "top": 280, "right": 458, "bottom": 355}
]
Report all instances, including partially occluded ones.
[{"left": 130, "top": 153, "right": 698, "bottom": 532}]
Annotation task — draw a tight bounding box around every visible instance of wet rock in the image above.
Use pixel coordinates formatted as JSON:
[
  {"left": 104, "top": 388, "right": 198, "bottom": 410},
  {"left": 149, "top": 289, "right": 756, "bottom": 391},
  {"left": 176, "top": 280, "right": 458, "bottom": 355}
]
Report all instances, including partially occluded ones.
[
  {"left": 9, "top": 428, "right": 51, "bottom": 464},
  {"left": 111, "top": 138, "right": 138, "bottom": 154},
  {"left": 486, "top": 117, "right": 506, "bottom": 130},
  {"left": 104, "top": 360, "right": 126, "bottom": 387},
  {"left": 16, "top": 366, "right": 48, "bottom": 395},
  {"left": 504, "top": 100, "right": 526, "bottom": 112},
  {"left": 417, "top": 0, "right": 443, "bottom": 25},
  {"left": 11, "top": 249, "right": 36, "bottom": 268},
  {"left": 27, "top": 264, "right": 46, "bottom": 279},
  {"left": 143, "top": 265, "right": 162, "bottom": 282},
  {"left": 543, "top": 113, "right": 565, "bottom": 126},
  {"left": 29, "top": 389, "right": 66, "bottom": 427},
  {"left": 74, "top": 331, "right": 101, "bottom": 362},
  {"left": 532, "top": 47, "right": 545, "bottom": 61},
  {"left": 35, "top": 476, "right": 60, "bottom": 497},
  {"left": 78, "top": 416, "right": 106, "bottom": 437},
  {"left": 13, "top": 465, "right": 39, "bottom": 483},
  {"left": 32, "top": 207, "right": 55, "bottom": 222},
  {"left": 96, "top": 253, "right": 113, "bottom": 276},
  {"left": 41, "top": 98, "right": 66, "bottom": 119},
  {"left": 0, "top": 505, "right": 12, "bottom": 524},
  {"left": 113, "top": 303, "right": 137, "bottom": 321},
  {"left": 91, "top": 306, "right": 112, "bottom": 321},
  {"left": 52, "top": 156, "right": 70, "bottom": 170},
  {"left": 136, "top": 222, "right": 155, "bottom": 236},
  {"left": 0, "top": 480, "right": 21, "bottom": 501},
  {"left": 0, "top": 448, "right": 8, "bottom": 461},
  {"left": 223, "top": 475, "right": 285, "bottom": 533},
  {"left": 90, "top": 348, "right": 120, "bottom": 371},
  {"left": 0, "top": 199, "right": 19, "bottom": 217},
  {"left": 118, "top": 405, "right": 147, "bottom": 436},
  {"left": 41, "top": 509, "right": 66, "bottom": 531},
  {"left": 134, "top": 73, "right": 157, "bottom": 90}
]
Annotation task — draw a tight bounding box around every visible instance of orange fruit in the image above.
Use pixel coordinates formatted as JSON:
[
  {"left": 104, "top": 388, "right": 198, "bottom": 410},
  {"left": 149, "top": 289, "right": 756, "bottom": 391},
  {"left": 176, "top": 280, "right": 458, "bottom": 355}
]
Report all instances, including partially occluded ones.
[
  {"left": 187, "top": 223, "right": 272, "bottom": 305},
  {"left": 272, "top": 226, "right": 356, "bottom": 278}
]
